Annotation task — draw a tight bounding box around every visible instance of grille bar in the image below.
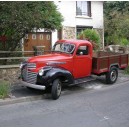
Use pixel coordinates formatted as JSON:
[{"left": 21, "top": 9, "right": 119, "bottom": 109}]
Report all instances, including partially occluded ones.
[{"left": 27, "top": 63, "right": 36, "bottom": 69}]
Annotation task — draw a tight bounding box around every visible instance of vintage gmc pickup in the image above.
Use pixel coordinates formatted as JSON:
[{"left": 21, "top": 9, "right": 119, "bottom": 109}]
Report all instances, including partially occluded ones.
[{"left": 20, "top": 40, "right": 128, "bottom": 100}]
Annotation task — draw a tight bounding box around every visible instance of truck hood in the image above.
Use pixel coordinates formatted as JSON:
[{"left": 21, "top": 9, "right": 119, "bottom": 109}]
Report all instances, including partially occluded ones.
[
  {"left": 26, "top": 53, "right": 73, "bottom": 76},
  {"left": 28, "top": 53, "right": 72, "bottom": 64}
]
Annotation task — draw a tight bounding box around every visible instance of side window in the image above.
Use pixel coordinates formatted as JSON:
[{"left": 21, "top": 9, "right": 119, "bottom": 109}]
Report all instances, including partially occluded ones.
[{"left": 76, "top": 45, "right": 89, "bottom": 55}]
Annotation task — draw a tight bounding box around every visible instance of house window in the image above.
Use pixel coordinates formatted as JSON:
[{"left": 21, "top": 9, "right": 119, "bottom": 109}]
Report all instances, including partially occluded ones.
[
  {"left": 76, "top": 26, "right": 93, "bottom": 37},
  {"left": 46, "top": 34, "right": 50, "bottom": 40},
  {"left": 40, "top": 34, "right": 44, "bottom": 40},
  {"left": 32, "top": 34, "right": 36, "bottom": 40},
  {"left": 76, "top": 1, "right": 91, "bottom": 17}
]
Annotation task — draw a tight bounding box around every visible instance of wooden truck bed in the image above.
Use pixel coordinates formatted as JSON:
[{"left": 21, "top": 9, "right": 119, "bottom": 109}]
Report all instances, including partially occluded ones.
[{"left": 92, "top": 51, "right": 128, "bottom": 74}]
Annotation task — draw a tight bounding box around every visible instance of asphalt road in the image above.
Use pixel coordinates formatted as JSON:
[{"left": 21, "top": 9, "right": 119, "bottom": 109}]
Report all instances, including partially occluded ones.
[{"left": 0, "top": 80, "right": 129, "bottom": 127}]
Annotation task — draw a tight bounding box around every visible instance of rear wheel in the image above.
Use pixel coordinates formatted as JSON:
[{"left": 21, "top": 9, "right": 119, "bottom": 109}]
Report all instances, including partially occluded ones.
[
  {"left": 106, "top": 67, "right": 118, "bottom": 84},
  {"left": 51, "top": 79, "right": 62, "bottom": 100}
]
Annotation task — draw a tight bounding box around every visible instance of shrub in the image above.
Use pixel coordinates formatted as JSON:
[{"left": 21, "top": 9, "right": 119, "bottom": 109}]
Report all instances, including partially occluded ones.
[
  {"left": 78, "top": 29, "right": 101, "bottom": 50},
  {"left": 120, "top": 38, "right": 129, "bottom": 47},
  {"left": 0, "top": 80, "right": 10, "bottom": 99}
]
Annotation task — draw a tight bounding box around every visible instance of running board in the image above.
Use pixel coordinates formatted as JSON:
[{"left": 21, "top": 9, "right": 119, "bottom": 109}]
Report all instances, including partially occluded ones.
[{"left": 70, "top": 76, "right": 96, "bottom": 86}]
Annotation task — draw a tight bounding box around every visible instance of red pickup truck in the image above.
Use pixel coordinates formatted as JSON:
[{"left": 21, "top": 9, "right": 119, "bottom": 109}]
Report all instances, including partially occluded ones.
[{"left": 20, "top": 40, "right": 128, "bottom": 100}]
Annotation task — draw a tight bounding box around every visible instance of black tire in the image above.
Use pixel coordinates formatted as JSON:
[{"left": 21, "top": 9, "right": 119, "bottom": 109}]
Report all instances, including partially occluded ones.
[
  {"left": 106, "top": 67, "right": 118, "bottom": 84},
  {"left": 51, "top": 79, "right": 62, "bottom": 100}
]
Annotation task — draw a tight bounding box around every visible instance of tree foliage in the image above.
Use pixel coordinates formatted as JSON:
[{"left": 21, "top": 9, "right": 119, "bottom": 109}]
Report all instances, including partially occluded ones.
[
  {"left": 0, "top": 1, "right": 63, "bottom": 51},
  {"left": 78, "top": 29, "right": 101, "bottom": 50},
  {"left": 104, "top": 1, "right": 129, "bottom": 46}
]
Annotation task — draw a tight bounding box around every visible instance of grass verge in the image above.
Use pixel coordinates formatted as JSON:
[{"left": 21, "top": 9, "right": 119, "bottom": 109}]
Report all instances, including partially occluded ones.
[{"left": 0, "top": 80, "right": 10, "bottom": 99}]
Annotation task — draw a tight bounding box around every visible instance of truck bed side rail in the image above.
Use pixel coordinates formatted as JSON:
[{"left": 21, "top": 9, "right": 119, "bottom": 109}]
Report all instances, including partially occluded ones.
[{"left": 92, "top": 52, "right": 128, "bottom": 74}]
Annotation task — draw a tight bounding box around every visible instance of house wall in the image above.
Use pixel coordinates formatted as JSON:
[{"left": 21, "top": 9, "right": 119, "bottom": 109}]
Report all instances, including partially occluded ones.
[
  {"left": 55, "top": 1, "right": 103, "bottom": 28},
  {"left": 52, "top": 1, "right": 104, "bottom": 48}
]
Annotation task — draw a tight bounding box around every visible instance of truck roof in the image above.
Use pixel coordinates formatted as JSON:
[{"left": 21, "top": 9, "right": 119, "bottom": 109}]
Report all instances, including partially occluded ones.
[{"left": 56, "top": 39, "right": 92, "bottom": 46}]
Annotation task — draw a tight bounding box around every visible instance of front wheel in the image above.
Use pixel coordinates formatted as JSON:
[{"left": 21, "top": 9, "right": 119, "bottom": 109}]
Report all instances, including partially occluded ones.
[
  {"left": 106, "top": 67, "right": 118, "bottom": 84},
  {"left": 51, "top": 79, "right": 62, "bottom": 100}
]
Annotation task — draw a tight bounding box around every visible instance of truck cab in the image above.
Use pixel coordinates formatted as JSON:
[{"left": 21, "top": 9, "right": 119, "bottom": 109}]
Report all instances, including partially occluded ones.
[{"left": 53, "top": 40, "right": 93, "bottom": 78}]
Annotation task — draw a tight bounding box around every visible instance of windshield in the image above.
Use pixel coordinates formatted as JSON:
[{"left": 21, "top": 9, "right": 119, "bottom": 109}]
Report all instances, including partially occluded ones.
[{"left": 53, "top": 43, "right": 75, "bottom": 54}]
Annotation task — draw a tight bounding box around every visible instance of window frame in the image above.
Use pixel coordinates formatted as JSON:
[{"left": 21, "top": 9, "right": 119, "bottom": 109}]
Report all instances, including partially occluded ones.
[
  {"left": 32, "top": 34, "right": 36, "bottom": 40},
  {"left": 46, "top": 34, "right": 50, "bottom": 40},
  {"left": 40, "top": 34, "right": 44, "bottom": 40},
  {"left": 53, "top": 42, "right": 75, "bottom": 54},
  {"left": 76, "top": 1, "right": 91, "bottom": 17},
  {"left": 76, "top": 45, "right": 89, "bottom": 56}
]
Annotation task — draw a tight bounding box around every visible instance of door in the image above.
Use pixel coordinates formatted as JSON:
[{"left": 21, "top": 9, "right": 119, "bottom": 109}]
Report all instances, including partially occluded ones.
[
  {"left": 73, "top": 45, "right": 92, "bottom": 79},
  {"left": 24, "top": 32, "right": 51, "bottom": 56}
]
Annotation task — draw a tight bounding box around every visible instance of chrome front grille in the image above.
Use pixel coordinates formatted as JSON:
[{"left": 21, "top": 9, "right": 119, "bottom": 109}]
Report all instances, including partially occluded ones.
[
  {"left": 27, "top": 71, "right": 37, "bottom": 84},
  {"left": 22, "top": 65, "right": 37, "bottom": 84},
  {"left": 22, "top": 66, "right": 27, "bottom": 81},
  {"left": 27, "top": 63, "right": 36, "bottom": 69}
]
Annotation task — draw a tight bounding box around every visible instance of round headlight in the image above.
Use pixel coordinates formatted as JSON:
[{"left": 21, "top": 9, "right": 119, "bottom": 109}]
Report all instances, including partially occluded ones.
[{"left": 39, "top": 69, "right": 44, "bottom": 76}]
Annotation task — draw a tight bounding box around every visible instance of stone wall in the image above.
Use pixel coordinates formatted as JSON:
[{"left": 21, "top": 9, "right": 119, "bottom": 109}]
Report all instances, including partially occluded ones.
[
  {"left": 62, "top": 26, "right": 76, "bottom": 39},
  {"left": 0, "top": 67, "right": 20, "bottom": 85}
]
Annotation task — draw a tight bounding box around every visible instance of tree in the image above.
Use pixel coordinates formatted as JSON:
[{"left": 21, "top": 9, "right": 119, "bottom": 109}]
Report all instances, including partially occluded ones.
[
  {"left": 0, "top": 1, "right": 63, "bottom": 51},
  {"left": 104, "top": 1, "right": 129, "bottom": 47}
]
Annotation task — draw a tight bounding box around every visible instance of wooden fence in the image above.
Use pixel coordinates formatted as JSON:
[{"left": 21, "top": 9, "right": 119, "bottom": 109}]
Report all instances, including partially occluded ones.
[{"left": 0, "top": 50, "right": 50, "bottom": 68}]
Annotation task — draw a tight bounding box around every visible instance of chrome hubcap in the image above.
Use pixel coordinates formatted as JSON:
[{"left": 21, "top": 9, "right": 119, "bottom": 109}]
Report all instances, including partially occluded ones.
[{"left": 110, "top": 70, "right": 117, "bottom": 82}]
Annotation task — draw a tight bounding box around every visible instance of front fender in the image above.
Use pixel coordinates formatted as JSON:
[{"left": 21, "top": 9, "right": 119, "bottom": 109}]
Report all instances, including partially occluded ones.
[{"left": 45, "top": 67, "right": 74, "bottom": 85}]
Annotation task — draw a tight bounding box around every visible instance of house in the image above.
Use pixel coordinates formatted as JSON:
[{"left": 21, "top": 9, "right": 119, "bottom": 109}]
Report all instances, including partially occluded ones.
[{"left": 23, "top": 1, "right": 104, "bottom": 54}]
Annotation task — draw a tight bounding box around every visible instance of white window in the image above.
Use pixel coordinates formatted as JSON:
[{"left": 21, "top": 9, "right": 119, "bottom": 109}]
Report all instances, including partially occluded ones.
[
  {"left": 76, "top": 1, "right": 91, "bottom": 17},
  {"left": 40, "top": 34, "right": 44, "bottom": 40},
  {"left": 46, "top": 34, "right": 50, "bottom": 40},
  {"left": 32, "top": 34, "right": 36, "bottom": 40}
]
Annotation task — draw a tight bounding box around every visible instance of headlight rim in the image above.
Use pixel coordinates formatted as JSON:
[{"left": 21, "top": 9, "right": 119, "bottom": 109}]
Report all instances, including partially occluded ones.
[{"left": 38, "top": 68, "right": 44, "bottom": 76}]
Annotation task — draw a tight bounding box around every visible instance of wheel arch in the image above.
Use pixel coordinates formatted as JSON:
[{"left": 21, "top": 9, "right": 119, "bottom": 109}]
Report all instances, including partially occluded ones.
[
  {"left": 45, "top": 67, "right": 74, "bottom": 85},
  {"left": 109, "top": 63, "right": 119, "bottom": 70}
]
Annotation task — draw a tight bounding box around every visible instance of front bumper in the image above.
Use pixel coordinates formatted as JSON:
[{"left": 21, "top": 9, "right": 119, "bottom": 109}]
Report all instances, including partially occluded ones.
[{"left": 20, "top": 80, "right": 46, "bottom": 90}]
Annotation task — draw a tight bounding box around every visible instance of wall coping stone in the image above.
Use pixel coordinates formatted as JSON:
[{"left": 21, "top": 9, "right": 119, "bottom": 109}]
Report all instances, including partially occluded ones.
[{"left": 0, "top": 65, "right": 19, "bottom": 69}]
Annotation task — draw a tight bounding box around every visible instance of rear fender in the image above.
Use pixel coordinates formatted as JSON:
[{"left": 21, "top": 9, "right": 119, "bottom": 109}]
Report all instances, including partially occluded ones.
[{"left": 109, "top": 63, "right": 119, "bottom": 71}]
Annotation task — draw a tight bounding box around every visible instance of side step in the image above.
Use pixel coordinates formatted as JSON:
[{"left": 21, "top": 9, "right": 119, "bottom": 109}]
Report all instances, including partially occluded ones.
[{"left": 70, "top": 76, "right": 96, "bottom": 86}]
